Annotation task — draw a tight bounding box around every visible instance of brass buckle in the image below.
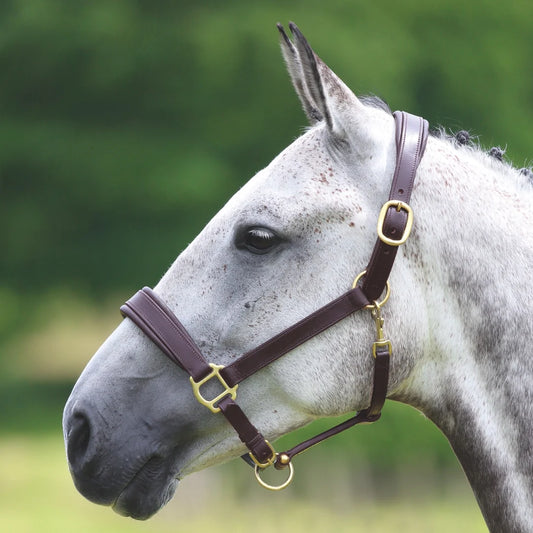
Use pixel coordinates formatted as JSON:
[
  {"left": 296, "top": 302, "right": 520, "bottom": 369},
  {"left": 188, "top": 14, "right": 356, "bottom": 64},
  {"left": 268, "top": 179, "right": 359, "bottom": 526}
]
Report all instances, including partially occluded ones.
[
  {"left": 248, "top": 440, "right": 277, "bottom": 469},
  {"left": 372, "top": 339, "right": 392, "bottom": 358},
  {"left": 377, "top": 200, "right": 413, "bottom": 246},
  {"left": 189, "top": 363, "right": 238, "bottom": 414}
]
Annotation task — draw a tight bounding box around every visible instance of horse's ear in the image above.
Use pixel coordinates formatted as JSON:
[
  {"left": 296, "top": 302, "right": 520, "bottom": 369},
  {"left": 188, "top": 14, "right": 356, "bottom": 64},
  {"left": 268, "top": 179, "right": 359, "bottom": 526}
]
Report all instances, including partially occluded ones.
[{"left": 277, "top": 23, "right": 369, "bottom": 139}]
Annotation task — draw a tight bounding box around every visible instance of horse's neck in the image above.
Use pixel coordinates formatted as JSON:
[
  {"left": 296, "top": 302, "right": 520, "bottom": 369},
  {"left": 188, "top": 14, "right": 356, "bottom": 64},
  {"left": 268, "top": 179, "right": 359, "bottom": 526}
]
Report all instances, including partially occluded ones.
[{"left": 399, "top": 138, "right": 533, "bottom": 532}]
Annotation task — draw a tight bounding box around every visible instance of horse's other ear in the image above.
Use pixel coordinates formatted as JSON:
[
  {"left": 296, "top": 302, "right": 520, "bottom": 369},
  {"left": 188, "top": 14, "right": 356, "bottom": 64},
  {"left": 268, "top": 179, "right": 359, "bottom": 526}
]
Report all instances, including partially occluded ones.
[{"left": 277, "top": 22, "right": 369, "bottom": 139}]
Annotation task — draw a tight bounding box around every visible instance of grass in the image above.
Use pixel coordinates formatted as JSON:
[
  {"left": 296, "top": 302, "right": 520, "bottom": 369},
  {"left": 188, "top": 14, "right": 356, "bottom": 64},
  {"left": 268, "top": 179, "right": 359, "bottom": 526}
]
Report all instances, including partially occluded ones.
[{"left": 0, "top": 433, "right": 488, "bottom": 533}]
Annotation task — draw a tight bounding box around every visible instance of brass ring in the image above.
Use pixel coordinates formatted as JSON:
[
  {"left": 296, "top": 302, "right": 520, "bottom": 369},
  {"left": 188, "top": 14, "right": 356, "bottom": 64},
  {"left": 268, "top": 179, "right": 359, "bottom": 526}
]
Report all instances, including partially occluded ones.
[
  {"left": 351, "top": 270, "right": 391, "bottom": 308},
  {"left": 254, "top": 461, "right": 294, "bottom": 491}
]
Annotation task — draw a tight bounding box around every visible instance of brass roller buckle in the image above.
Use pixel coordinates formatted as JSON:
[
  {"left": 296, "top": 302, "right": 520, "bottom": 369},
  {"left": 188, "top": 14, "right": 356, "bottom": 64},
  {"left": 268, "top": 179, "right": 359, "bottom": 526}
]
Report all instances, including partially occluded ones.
[{"left": 377, "top": 200, "right": 413, "bottom": 247}]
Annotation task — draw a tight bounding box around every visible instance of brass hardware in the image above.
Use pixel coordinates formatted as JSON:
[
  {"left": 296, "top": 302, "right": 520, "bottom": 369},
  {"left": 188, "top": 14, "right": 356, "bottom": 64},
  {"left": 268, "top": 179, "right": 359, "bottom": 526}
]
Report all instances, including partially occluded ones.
[
  {"left": 276, "top": 453, "right": 291, "bottom": 468},
  {"left": 254, "top": 459, "right": 295, "bottom": 491},
  {"left": 371, "top": 302, "right": 385, "bottom": 339},
  {"left": 372, "top": 339, "right": 393, "bottom": 358},
  {"left": 370, "top": 302, "right": 392, "bottom": 358},
  {"left": 352, "top": 270, "right": 391, "bottom": 308},
  {"left": 377, "top": 200, "right": 413, "bottom": 246},
  {"left": 248, "top": 441, "right": 277, "bottom": 469},
  {"left": 189, "top": 363, "right": 238, "bottom": 414}
]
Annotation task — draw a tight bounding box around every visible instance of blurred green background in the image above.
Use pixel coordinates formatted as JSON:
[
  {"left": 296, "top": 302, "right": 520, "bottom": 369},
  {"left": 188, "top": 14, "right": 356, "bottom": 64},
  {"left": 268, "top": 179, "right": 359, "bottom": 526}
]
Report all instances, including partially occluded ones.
[{"left": 2, "top": 0, "right": 531, "bottom": 531}]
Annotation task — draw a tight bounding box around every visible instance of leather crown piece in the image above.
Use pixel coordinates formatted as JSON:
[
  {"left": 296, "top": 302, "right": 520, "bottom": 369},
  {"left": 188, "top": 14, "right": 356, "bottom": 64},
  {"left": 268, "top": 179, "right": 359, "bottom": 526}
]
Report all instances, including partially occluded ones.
[{"left": 120, "top": 110, "right": 429, "bottom": 476}]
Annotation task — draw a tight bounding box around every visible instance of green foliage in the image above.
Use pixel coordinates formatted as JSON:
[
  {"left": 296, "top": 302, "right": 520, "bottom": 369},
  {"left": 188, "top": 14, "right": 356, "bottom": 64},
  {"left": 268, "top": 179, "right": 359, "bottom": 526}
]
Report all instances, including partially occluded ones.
[
  {"left": 1, "top": 0, "right": 532, "bottom": 298},
  {"left": 0, "top": 380, "right": 72, "bottom": 433}
]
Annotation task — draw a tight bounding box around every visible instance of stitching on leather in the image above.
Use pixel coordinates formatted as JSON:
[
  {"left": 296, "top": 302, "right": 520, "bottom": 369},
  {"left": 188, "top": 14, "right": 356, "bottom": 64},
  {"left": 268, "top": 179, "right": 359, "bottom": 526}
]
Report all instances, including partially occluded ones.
[{"left": 138, "top": 291, "right": 208, "bottom": 375}]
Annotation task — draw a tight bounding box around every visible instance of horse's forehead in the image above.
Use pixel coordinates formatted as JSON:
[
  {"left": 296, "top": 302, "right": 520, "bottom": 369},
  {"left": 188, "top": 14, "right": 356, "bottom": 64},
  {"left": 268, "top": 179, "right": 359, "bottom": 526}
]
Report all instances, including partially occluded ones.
[
  {"left": 192, "top": 128, "right": 369, "bottom": 246},
  {"left": 233, "top": 129, "right": 352, "bottom": 212},
  {"left": 266, "top": 127, "right": 337, "bottom": 186}
]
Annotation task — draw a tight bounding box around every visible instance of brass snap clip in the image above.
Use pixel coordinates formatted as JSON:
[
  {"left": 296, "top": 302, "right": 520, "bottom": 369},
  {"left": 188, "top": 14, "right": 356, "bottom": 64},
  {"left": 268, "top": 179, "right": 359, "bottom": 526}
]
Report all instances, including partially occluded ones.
[{"left": 370, "top": 301, "right": 392, "bottom": 358}]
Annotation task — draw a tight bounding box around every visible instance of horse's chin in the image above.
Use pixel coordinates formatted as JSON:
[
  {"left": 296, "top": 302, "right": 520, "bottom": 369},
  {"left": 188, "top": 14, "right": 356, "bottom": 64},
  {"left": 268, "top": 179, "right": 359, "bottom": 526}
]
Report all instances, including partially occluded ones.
[{"left": 111, "top": 458, "right": 180, "bottom": 520}]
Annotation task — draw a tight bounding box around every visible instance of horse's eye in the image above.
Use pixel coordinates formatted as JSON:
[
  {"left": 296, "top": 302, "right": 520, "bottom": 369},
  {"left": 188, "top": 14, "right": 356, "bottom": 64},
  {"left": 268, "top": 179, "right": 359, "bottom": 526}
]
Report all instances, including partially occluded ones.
[{"left": 238, "top": 227, "right": 280, "bottom": 255}]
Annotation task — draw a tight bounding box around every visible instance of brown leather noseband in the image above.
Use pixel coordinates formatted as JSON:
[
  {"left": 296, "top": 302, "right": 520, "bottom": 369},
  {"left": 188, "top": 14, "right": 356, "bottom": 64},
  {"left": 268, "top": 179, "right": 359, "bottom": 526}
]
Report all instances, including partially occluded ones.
[{"left": 120, "top": 111, "right": 429, "bottom": 489}]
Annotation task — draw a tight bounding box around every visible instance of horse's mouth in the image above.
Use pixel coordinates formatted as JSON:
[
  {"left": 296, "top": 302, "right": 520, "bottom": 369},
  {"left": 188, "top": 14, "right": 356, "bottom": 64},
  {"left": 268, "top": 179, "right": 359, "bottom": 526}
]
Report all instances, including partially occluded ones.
[{"left": 111, "top": 456, "right": 180, "bottom": 520}]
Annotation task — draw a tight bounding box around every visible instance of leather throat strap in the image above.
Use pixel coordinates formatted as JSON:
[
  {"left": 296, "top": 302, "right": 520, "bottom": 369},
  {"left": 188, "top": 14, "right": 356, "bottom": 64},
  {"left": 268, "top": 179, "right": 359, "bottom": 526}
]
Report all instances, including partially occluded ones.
[{"left": 120, "top": 110, "right": 429, "bottom": 470}]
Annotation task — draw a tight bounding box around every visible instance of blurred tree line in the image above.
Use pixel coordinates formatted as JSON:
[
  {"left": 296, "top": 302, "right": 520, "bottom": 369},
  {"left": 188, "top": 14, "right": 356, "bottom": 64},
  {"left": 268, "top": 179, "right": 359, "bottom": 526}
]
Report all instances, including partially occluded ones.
[
  {"left": 1, "top": 0, "right": 532, "bottom": 338},
  {"left": 1, "top": 0, "right": 531, "bottom": 481}
]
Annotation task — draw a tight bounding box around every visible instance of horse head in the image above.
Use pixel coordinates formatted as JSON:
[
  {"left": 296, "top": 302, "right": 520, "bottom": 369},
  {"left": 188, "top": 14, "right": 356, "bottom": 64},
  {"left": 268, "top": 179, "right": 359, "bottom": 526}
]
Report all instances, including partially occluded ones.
[{"left": 63, "top": 23, "right": 533, "bottom": 532}]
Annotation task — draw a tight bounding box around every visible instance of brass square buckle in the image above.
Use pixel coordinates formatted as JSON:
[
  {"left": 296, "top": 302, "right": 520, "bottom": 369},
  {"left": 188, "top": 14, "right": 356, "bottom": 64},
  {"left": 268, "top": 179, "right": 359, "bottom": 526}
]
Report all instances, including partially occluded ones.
[
  {"left": 190, "top": 363, "right": 238, "bottom": 413},
  {"left": 248, "top": 440, "right": 277, "bottom": 469},
  {"left": 372, "top": 339, "right": 392, "bottom": 359},
  {"left": 377, "top": 200, "right": 413, "bottom": 246}
]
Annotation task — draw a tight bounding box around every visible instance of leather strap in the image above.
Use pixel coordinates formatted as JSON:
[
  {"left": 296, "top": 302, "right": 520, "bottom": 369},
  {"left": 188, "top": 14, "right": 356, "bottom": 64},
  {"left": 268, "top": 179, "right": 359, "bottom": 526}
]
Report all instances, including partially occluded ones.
[
  {"left": 365, "top": 344, "right": 390, "bottom": 417},
  {"left": 362, "top": 111, "right": 428, "bottom": 301},
  {"left": 120, "top": 287, "right": 210, "bottom": 381},
  {"left": 275, "top": 411, "right": 377, "bottom": 465},
  {"left": 217, "top": 397, "right": 274, "bottom": 464},
  {"left": 270, "top": 112, "right": 427, "bottom": 462},
  {"left": 220, "top": 287, "right": 370, "bottom": 386}
]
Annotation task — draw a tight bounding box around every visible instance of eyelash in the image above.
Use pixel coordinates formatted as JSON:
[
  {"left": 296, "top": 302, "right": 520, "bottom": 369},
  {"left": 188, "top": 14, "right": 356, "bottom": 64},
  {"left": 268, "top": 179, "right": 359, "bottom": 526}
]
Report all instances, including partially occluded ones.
[{"left": 237, "top": 227, "right": 281, "bottom": 255}]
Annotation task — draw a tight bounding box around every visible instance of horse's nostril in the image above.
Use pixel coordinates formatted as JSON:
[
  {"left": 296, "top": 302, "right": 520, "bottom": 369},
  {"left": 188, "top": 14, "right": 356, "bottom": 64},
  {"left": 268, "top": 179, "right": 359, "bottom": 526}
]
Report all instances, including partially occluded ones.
[{"left": 66, "top": 413, "right": 92, "bottom": 468}]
